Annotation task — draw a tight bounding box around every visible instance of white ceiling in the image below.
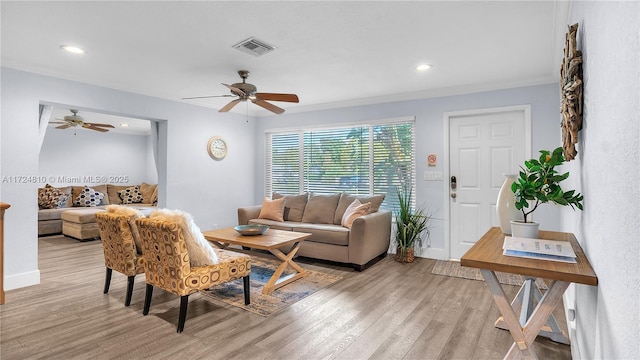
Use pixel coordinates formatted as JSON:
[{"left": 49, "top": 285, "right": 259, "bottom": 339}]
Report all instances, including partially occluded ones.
[{"left": 2, "top": 1, "right": 568, "bottom": 117}]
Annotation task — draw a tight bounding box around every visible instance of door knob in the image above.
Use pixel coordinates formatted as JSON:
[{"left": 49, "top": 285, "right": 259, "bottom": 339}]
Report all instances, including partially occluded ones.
[{"left": 451, "top": 193, "right": 457, "bottom": 199}]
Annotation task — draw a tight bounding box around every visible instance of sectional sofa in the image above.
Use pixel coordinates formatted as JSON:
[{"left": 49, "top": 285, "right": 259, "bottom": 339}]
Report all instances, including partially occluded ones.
[
  {"left": 238, "top": 192, "right": 392, "bottom": 271},
  {"left": 38, "top": 183, "right": 157, "bottom": 240}
]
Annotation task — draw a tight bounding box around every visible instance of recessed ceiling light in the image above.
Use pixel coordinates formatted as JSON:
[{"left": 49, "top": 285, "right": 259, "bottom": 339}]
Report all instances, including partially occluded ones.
[
  {"left": 416, "top": 64, "right": 432, "bottom": 72},
  {"left": 60, "top": 45, "right": 85, "bottom": 54},
  {"left": 120, "top": 123, "right": 129, "bottom": 127}
]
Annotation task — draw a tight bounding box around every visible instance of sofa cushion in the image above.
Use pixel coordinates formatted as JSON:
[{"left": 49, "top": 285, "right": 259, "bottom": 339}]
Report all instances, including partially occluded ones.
[
  {"left": 93, "top": 184, "right": 110, "bottom": 205},
  {"left": 301, "top": 193, "right": 340, "bottom": 224},
  {"left": 341, "top": 199, "right": 371, "bottom": 228},
  {"left": 107, "top": 184, "right": 128, "bottom": 204},
  {"left": 248, "top": 218, "right": 295, "bottom": 231},
  {"left": 73, "top": 186, "right": 105, "bottom": 207},
  {"left": 333, "top": 193, "right": 385, "bottom": 225},
  {"left": 150, "top": 208, "right": 219, "bottom": 266},
  {"left": 139, "top": 182, "right": 158, "bottom": 205},
  {"left": 61, "top": 207, "right": 106, "bottom": 223},
  {"left": 118, "top": 186, "right": 144, "bottom": 204},
  {"left": 258, "top": 197, "right": 285, "bottom": 222},
  {"left": 290, "top": 223, "right": 350, "bottom": 246},
  {"left": 273, "top": 193, "right": 308, "bottom": 222},
  {"left": 38, "top": 208, "right": 68, "bottom": 221},
  {"left": 38, "top": 185, "right": 70, "bottom": 209}
]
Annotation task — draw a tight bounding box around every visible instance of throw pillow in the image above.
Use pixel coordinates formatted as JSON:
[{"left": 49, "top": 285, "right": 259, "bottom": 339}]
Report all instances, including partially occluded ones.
[
  {"left": 301, "top": 193, "right": 341, "bottom": 224},
  {"left": 273, "top": 192, "right": 308, "bottom": 222},
  {"left": 341, "top": 199, "right": 371, "bottom": 228},
  {"left": 73, "top": 186, "right": 105, "bottom": 207},
  {"left": 107, "top": 184, "right": 129, "bottom": 205},
  {"left": 150, "top": 208, "right": 218, "bottom": 266},
  {"left": 333, "top": 193, "right": 385, "bottom": 224},
  {"left": 106, "top": 205, "right": 145, "bottom": 254},
  {"left": 38, "top": 184, "right": 70, "bottom": 209},
  {"left": 258, "top": 197, "right": 285, "bottom": 222},
  {"left": 118, "top": 186, "right": 144, "bottom": 204}
]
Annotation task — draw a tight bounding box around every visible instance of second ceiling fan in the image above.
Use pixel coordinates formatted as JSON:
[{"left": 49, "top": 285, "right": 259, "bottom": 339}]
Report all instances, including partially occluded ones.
[{"left": 183, "top": 70, "right": 299, "bottom": 114}]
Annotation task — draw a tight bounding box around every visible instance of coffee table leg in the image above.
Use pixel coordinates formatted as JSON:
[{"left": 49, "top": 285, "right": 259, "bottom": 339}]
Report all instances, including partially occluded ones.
[
  {"left": 262, "top": 241, "right": 308, "bottom": 295},
  {"left": 481, "top": 269, "right": 569, "bottom": 360}
]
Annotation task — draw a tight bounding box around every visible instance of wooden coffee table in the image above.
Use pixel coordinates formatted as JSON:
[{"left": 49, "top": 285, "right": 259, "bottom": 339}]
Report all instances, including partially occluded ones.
[{"left": 202, "top": 227, "right": 311, "bottom": 295}]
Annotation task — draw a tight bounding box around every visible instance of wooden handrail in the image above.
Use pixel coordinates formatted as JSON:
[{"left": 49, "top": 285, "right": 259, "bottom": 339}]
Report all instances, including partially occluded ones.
[{"left": 0, "top": 202, "right": 10, "bottom": 305}]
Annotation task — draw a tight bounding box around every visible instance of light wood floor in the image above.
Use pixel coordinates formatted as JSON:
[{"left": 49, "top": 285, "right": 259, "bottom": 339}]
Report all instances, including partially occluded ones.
[{"left": 1, "top": 236, "right": 571, "bottom": 359}]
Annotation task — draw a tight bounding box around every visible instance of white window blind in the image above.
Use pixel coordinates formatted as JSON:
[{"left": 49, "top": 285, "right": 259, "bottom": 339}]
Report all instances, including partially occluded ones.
[{"left": 266, "top": 119, "right": 416, "bottom": 212}]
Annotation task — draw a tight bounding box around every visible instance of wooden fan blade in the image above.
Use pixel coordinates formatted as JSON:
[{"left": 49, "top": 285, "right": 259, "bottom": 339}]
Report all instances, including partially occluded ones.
[
  {"left": 182, "top": 95, "right": 235, "bottom": 100},
  {"left": 55, "top": 124, "right": 71, "bottom": 129},
  {"left": 253, "top": 99, "right": 285, "bottom": 114},
  {"left": 50, "top": 121, "right": 67, "bottom": 125},
  {"left": 222, "top": 83, "right": 246, "bottom": 96},
  {"left": 84, "top": 122, "right": 115, "bottom": 128},
  {"left": 219, "top": 99, "right": 242, "bottom": 112},
  {"left": 84, "top": 124, "right": 110, "bottom": 132},
  {"left": 255, "top": 93, "right": 299, "bottom": 103}
]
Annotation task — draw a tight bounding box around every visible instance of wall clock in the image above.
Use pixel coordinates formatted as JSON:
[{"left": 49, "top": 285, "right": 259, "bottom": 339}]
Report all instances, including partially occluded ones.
[{"left": 207, "top": 136, "right": 227, "bottom": 160}]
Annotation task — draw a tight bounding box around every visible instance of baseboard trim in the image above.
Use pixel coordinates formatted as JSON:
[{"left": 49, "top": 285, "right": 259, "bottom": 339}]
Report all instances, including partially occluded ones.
[{"left": 4, "top": 270, "right": 40, "bottom": 290}]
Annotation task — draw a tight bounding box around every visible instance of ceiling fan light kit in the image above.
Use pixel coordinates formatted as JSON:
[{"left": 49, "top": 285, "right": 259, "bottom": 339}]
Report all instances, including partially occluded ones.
[
  {"left": 50, "top": 109, "right": 115, "bottom": 134},
  {"left": 182, "top": 70, "right": 299, "bottom": 114}
]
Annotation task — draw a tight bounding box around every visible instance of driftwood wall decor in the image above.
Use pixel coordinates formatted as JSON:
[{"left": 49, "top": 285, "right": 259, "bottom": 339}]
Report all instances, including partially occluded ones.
[{"left": 560, "top": 23, "right": 583, "bottom": 161}]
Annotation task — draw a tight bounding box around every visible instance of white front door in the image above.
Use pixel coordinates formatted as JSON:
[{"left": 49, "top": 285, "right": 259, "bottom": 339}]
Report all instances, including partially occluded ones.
[{"left": 447, "top": 106, "right": 530, "bottom": 259}]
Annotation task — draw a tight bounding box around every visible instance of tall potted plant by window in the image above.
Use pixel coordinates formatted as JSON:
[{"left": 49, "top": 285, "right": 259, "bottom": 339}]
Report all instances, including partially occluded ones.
[
  {"left": 394, "top": 187, "right": 430, "bottom": 263},
  {"left": 510, "top": 147, "right": 584, "bottom": 238}
]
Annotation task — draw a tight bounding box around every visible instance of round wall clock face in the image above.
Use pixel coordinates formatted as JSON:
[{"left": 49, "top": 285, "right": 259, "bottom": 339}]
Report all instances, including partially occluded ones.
[{"left": 207, "top": 136, "right": 227, "bottom": 160}]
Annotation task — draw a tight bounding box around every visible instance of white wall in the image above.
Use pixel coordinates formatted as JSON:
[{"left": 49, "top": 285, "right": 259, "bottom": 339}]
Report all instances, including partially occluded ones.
[
  {"left": 562, "top": 2, "right": 640, "bottom": 359},
  {"left": 39, "top": 126, "right": 154, "bottom": 187},
  {"left": 252, "top": 83, "right": 561, "bottom": 259},
  {"left": 1, "top": 68, "right": 256, "bottom": 290}
]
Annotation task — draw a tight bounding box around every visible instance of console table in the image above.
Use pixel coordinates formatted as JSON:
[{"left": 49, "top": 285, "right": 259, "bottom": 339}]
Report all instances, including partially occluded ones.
[{"left": 460, "top": 227, "right": 597, "bottom": 360}]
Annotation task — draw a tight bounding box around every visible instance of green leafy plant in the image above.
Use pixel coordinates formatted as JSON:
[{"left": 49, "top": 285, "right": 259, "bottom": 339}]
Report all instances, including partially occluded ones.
[
  {"left": 511, "top": 147, "right": 584, "bottom": 223},
  {"left": 394, "top": 187, "right": 430, "bottom": 258}
]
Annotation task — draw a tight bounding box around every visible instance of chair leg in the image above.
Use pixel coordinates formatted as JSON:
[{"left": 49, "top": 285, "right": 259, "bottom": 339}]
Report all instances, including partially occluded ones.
[
  {"left": 177, "top": 295, "right": 189, "bottom": 333},
  {"left": 243, "top": 275, "right": 251, "bottom": 305},
  {"left": 143, "top": 284, "right": 153, "bottom": 315},
  {"left": 103, "top": 268, "right": 112, "bottom": 294},
  {"left": 124, "top": 275, "right": 136, "bottom": 306}
]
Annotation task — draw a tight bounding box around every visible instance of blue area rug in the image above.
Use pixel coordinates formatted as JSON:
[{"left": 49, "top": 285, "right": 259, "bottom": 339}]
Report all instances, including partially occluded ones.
[{"left": 202, "top": 256, "right": 343, "bottom": 316}]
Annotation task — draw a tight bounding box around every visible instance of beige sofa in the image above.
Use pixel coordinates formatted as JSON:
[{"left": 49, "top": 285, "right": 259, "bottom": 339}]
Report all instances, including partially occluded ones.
[
  {"left": 238, "top": 192, "right": 392, "bottom": 271},
  {"left": 38, "top": 183, "right": 157, "bottom": 240}
]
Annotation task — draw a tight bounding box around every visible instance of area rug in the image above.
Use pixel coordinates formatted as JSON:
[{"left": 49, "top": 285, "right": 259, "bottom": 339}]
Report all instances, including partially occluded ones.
[
  {"left": 431, "top": 260, "right": 547, "bottom": 289},
  {"left": 201, "top": 257, "right": 343, "bottom": 316}
]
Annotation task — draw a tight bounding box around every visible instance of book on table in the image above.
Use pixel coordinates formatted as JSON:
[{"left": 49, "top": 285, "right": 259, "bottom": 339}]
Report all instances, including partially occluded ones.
[{"left": 502, "top": 236, "right": 577, "bottom": 263}]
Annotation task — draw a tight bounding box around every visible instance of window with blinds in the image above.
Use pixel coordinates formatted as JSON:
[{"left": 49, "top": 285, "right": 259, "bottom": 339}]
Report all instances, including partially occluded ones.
[{"left": 265, "top": 118, "right": 416, "bottom": 212}]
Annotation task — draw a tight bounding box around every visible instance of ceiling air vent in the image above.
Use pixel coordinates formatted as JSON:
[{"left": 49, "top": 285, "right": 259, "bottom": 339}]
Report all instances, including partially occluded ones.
[{"left": 232, "top": 37, "right": 277, "bottom": 57}]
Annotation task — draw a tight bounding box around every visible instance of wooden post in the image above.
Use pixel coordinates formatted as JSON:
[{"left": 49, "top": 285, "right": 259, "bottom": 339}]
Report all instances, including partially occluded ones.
[{"left": 0, "top": 202, "right": 10, "bottom": 305}]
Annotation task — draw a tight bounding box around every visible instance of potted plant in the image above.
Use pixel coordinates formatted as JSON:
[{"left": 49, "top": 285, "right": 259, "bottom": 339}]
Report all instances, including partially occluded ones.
[
  {"left": 510, "top": 147, "right": 584, "bottom": 238},
  {"left": 394, "top": 187, "right": 430, "bottom": 263}
]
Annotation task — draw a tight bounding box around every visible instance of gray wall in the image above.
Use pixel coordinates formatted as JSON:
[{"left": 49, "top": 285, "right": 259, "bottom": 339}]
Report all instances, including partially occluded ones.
[
  {"left": 39, "top": 126, "right": 156, "bottom": 187},
  {"left": 1, "top": 68, "right": 256, "bottom": 290},
  {"left": 561, "top": 2, "right": 640, "bottom": 359},
  {"left": 253, "top": 83, "right": 561, "bottom": 258}
]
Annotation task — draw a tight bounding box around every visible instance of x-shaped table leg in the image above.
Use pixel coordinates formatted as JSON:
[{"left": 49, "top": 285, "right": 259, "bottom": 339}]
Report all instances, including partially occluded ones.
[
  {"left": 262, "top": 241, "right": 308, "bottom": 295},
  {"left": 480, "top": 269, "right": 570, "bottom": 360}
]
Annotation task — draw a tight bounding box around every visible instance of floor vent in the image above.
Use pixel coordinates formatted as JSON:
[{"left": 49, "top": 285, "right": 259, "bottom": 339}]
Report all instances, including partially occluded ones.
[{"left": 232, "top": 37, "right": 277, "bottom": 57}]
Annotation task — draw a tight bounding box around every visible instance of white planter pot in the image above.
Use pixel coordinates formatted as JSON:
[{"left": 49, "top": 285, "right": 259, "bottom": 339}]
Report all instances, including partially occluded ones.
[
  {"left": 510, "top": 220, "right": 539, "bottom": 239},
  {"left": 496, "top": 174, "right": 523, "bottom": 234}
]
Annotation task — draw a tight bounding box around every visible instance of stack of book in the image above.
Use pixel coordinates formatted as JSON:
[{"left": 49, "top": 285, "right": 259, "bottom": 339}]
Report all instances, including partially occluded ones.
[{"left": 502, "top": 236, "right": 577, "bottom": 263}]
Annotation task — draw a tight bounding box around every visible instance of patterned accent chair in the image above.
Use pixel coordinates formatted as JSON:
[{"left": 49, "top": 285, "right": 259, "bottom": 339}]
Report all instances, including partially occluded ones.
[
  {"left": 95, "top": 211, "right": 145, "bottom": 306},
  {"left": 136, "top": 217, "right": 251, "bottom": 333}
]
